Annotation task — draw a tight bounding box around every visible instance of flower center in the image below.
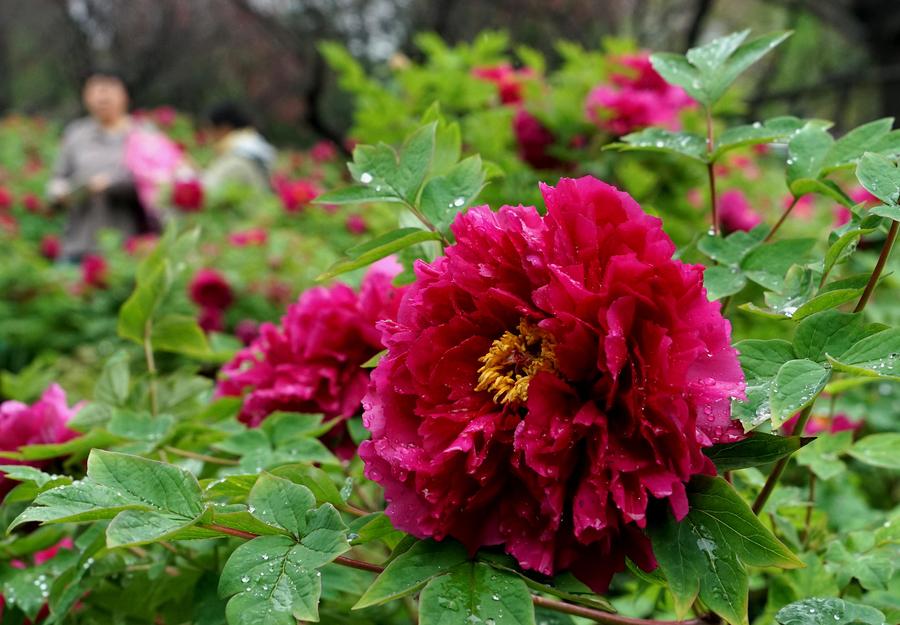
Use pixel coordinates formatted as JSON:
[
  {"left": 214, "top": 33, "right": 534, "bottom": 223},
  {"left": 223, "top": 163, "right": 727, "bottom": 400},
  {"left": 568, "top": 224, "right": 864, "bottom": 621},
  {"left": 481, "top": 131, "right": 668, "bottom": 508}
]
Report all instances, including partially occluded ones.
[{"left": 475, "top": 319, "right": 557, "bottom": 405}]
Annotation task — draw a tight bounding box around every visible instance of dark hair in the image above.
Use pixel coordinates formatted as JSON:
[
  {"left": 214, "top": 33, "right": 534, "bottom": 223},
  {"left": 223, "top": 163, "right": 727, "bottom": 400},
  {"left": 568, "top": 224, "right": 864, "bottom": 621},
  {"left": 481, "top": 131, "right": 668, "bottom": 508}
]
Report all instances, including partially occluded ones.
[
  {"left": 84, "top": 67, "right": 128, "bottom": 87},
  {"left": 207, "top": 102, "right": 253, "bottom": 129}
]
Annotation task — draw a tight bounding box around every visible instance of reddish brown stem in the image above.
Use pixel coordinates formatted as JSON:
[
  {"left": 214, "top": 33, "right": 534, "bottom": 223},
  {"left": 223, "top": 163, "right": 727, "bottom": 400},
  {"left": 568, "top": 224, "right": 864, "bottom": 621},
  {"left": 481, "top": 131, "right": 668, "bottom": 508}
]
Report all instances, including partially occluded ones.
[
  {"left": 705, "top": 110, "right": 718, "bottom": 236},
  {"left": 764, "top": 196, "right": 799, "bottom": 243},
  {"left": 752, "top": 405, "right": 813, "bottom": 515},
  {"left": 853, "top": 220, "right": 898, "bottom": 312}
]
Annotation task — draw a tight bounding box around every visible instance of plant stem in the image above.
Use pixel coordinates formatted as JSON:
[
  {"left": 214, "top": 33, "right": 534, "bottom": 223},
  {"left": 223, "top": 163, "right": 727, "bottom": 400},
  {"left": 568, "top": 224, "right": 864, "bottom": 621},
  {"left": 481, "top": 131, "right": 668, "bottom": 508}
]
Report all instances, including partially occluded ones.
[
  {"left": 144, "top": 319, "right": 159, "bottom": 416},
  {"left": 163, "top": 446, "right": 239, "bottom": 466},
  {"left": 404, "top": 200, "right": 450, "bottom": 248},
  {"left": 705, "top": 109, "right": 718, "bottom": 236},
  {"left": 201, "top": 523, "right": 714, "bottom": 625},
  {"left": 853, "top": 220, "right": 898, "bottom": 312},
  {"left": 751, "top": 405, "right": 814, "bottom": 515},
  {"left": 800, "top": 472, "right": 816, "bottom": 548},
  {"left": 764, "top": 196, "right": 800, "bottom": 243}
]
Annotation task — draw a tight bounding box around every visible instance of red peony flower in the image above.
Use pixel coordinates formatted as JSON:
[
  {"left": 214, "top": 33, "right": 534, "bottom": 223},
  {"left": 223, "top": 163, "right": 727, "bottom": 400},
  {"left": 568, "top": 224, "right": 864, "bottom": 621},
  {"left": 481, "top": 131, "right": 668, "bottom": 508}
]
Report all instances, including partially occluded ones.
[
  {"left": 189, "top": 268, "right": 234, "bottom": 310},
  {"left": 0, "top": 384, "right": 79, "bottom": 496},
  {"left": 472, "top": 64, "right": 534, "bottom": 105},
  {"left": 0, "top": 186, "right": 12, "bottom": 210},
  {"left": 228, "top": 228, "right": 268, "bottom": 247},
  {"left": 216, "top": 258, "right": 406, "bottom": 432},
  {"left": 275, "top": 178, "right": 321, "bottom": 213},
  {"left": 81, "top": 254, "right": 108, "bottom": 288},
  {"left": 310, "top": 140, "right": 338, "bottom": 163},
  {"left": 235, "top": 319, "right": 260, "bottom": 345},
  {"left": 719, "top": 189, "right": 762, "bottom": 234},
  {"left": 345, "top": 214, "right": 368, "bottom": 235},
  {"left": 198, "top": 306, "right": 224, "bottom": 333},
  {"left": 172, "top": 178, "right": 205, "bottom": 212},
  {"left": 40, "top": 235, "right": 60, "bottom": 261},
  {"left": 585, "top": 53, "right": 693, "bottom": 136},
  {"left": 513, "top": 109, "right": 564, "bottom": 170},
  {"left": 23, "top": 193, "right": 43, "bottom": 213},
  {"left": 360, "top": 177, "right": 744, "bottom": 592}
]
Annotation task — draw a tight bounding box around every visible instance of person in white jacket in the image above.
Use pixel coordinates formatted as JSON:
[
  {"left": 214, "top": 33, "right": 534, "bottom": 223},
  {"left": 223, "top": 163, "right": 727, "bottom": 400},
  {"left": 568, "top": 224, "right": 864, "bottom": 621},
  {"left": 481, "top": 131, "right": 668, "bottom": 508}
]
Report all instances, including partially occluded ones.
[{"left": 202, "top": 103, "right": 276, "bottom": 193}]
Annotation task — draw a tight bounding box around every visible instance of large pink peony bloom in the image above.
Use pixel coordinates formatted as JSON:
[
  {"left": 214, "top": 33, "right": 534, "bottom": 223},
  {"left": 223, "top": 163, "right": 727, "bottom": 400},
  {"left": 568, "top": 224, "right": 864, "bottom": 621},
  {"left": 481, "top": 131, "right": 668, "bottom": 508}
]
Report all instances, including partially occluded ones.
[
  {"left": 0, "top": 385, "right": 79, "bottom": 496},
  {"left": 360, "top": 176, "right": 744, "bottom": 592},
  {"left": 585, "top": 53, "right": 693, "bottom": 136},
  {"left": 217, "top": 258, "right": 406, "bottom": 432}
]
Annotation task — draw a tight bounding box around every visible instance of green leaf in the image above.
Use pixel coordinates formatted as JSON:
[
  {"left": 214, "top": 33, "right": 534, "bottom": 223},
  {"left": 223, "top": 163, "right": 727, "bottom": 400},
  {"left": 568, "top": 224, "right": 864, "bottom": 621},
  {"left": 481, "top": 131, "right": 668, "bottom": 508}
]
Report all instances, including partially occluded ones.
[
  {"left": 0, "top": 428, "right": 119, "bottom": 462},
  {"left": 823, "top": 118, "right": 895, "bottom": 172},
  {"left": 741, "top": 238, "right": 816, "bottom": 291},
  {"left": 219, "top": 536, "right": 323, "bottom": 624},
  {"left": 649, "top": 52, "right": 704, "bottom": 103},
  {"left": 824, "top": 228, "right": 875, "bottom": 278},
  {"left": 870, "top": 203, "right": 900, "bottom": 221},
  {"left": 698, "top": 228, "right": 765, "bottom": 267},
  {"left": 791, "top": 288, "right": 864, "bottom": 321},
  {"left": 94, "top": 351, "right": 130, "bottom": 406},
  {"left": 856, "top": 152, "right": 900, "bottom": 205},
  {"left": 713, "top": 117, "right": 805, "bottom": 160},
  {"left": 736, "top": 339, "right": 796, "bottom": 381},
  {"left": 347, "top": 513, "right": 403, "bottom": 547},
  {"left": 704, "top": 265, "right": 746, "bottom": 300},
  {"left": 796, "top": 431, "right": 854, "bottom": 480},
  {"left": 769, "top": 359, "right": 830, "bottom": 428},
  {"left": 397, "top": 122, "right": 437, "bottom": 203},
  {"left": 776, "top": 598, "right": 886, "bottom": 625},
  {"left": 361, "top": 349, "right": 386, "bottom": 369},
  {"left": 151, "top": 314, "right": 211, "bottom": 358},
  {"left": 117, "top": 260, "right": 171, "bottom": 344},
  {"left": 704, "top": 433, "right": 809, "bottom": 471},
  {"left": 106, "top": 509, "right": 203, "bottom": 548},
  {"left": 313, "top": 184, "right": 404, "bottom": 206},
  {"left": 648, "top": 476, "right": 801, "bottom": 625},
  {"left": 606, "top": 128, "right": 707, "bottom": 162},
  {"left": 419, "top": 155, "right": 486, "bottom": 235},
  {"left": 789, "top": 178, "right": 856, "bottom": 208},
  {"left": 354, "top": 539, "right": 469, "bottom": 609},
  {"left": 793, "top": 310, "right": 871, "bottom": 362},
  {"left": 318, "top": 228, "right": 442, "bottom": 281},
  {"left": 107, "top": 410, "right": 175, "bottom": 442},
  {"left": 248, "top": 473, "right": 316, "bottom": 538},
  {"left": 418, "top": 562, "right": 535, "bottom": 625},
  {"left": 706, "top": 31, "right": 791, "bottom": 105},
  {"left": 269, "top": 465, "right": 344, "bottom": 507},
  {"left": 11, "top": 449, "right": 203, "bottom": 531},
  {"left": 848, "top": 433, "right": 900, "bottom": 469},
  {"left": 829, "top": 328, "right": 900, "bottom": 380},
  {"left": 786, "top": 125, "right": 834, "bottom": 185}
]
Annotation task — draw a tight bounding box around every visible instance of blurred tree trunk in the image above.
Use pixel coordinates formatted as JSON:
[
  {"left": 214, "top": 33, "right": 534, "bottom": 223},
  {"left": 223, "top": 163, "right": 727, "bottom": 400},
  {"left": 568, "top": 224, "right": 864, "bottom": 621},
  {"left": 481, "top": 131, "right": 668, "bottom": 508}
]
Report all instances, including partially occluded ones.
[{"left": 851, "top": 0, "right": 900, "bottom": 121}]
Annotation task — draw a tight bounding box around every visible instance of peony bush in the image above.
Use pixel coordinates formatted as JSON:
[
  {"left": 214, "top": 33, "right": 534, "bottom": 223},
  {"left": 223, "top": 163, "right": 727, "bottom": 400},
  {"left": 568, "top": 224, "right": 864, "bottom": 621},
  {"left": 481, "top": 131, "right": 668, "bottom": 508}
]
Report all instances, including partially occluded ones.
[{"left": 0, "top": 29, "right": 897, "bottom": 625}]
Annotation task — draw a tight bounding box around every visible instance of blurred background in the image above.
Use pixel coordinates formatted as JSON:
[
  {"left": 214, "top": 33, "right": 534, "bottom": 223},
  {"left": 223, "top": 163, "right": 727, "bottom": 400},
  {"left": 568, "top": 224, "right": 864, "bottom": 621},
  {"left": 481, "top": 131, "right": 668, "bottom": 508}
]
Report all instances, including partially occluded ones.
[{"left": 0, "top": 0, "right": 897, "bottom": 146}]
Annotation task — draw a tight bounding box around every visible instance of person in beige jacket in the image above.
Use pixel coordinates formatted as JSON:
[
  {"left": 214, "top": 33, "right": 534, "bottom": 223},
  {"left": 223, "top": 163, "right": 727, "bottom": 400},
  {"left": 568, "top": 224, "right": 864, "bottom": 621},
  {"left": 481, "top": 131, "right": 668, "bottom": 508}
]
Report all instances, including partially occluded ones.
[{"left": 48, "top": 71, "right": 155, "bottom": 261}]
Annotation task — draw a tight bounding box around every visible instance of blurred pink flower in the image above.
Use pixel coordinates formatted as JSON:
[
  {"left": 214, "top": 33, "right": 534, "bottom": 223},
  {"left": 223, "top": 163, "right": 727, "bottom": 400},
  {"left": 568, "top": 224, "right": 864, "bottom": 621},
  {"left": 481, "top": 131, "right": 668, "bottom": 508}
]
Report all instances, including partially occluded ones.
[
  {"left": 40, "top": 235, "right": 60, "bottom": 261},
  {"left": 345, "top": 214, "right": 368, "bottom": 234},
  {"left": 275, "top": 178, "right": 321, "bottom": 213},
  {"left": 229, "top": 228, "right": 268, "bottom": 247},
  {"left": 310, "top": 140, "right": 338, "bottom": 163},
  {"left": 189, "top": 268, "right": 234, "bottom": 310},
  {"left": 153, "top": 106, "right": 178, "bottom": 128},
  {"left": 472, "top": 63, "right": 533, "bottom": 105},
  {"left": 172, "top": 178, "right": 204, "bottom": 212},
  {"left": 81, "top": 254, "right": 108, "bottom": 288},
  {"left": 0, "top": 186, "right": 12, "bottom": 210},
  {"left": 719, "top": 189, "right": 762, "bottom": 234},
  {"left": 513, "top": 108, "right": 563, "bottom": 170},
  {"left": 0, "top": 385, "right": 79, "bottom": 496},
  {"left": 23, "top": 193, "right": 43, "bottom": 214},
  {"left": 783, "top": 412, "right": 861, "bottom": 435}
]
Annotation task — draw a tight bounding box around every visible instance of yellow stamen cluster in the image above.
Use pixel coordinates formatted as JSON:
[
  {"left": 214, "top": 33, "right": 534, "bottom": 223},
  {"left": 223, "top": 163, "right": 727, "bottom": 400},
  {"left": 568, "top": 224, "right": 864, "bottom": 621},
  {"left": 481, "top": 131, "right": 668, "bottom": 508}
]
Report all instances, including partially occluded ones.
[{"left": 475, "top": 319, "right": 557, "bottom": 405}]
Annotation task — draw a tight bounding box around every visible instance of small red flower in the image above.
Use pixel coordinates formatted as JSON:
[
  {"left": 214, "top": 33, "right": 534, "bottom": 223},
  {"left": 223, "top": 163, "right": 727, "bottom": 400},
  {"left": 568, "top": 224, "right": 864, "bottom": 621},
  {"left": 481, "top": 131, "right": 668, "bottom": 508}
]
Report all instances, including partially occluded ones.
[
  {"left": 513, "top": 109, "right": 564, "bottom": 170},
  {"left": 345, "top": 214, "right": 368, "bottom": 235},
  {"left": 472, "top": 64, "right": 534, "bottom": 105},
  {"left": 275, "top": 178, "right": 321, "bottom": 213},
  {"left": 189, "top": 268, "right": 234, "bottom": 310},
  {"left": 153, "top": 106, "right": 178, "bottom": 128},
  {"left": 23, "top": 193, "right": 43, "bottom": 213},
  {"left": 310, "top": 140, "right": 338, "bottom": 163},
  {"left": 172, "top": 179, "right": 205, "bottom": 212},
  {"left": 198, "top": 306, "right": 224, "bottom": 333},
  {"left": 124, "top": 234, "right": 159, "bottom": 256},
  {"left": 0, "top": 186, "right": 12, "bottom": 210},
  {"left": 81, "top": 254, "right": 108, "bottom": 288},
  {"left": 40, "top": 235, "right": 61, "bottom": 260},
  {"left": 228, "top": 228, "right": 268, "bottom": 247},
  {"left": 719, "top": 189, "right": 762, "bottom": 234}
]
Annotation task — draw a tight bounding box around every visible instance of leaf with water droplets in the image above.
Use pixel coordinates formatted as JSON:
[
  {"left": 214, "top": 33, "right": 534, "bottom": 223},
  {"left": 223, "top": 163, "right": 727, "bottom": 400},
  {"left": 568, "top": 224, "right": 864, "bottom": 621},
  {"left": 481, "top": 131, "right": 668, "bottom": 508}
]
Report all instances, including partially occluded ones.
[
  {"left": 648, "top": 476, "right": 802, "bottom": 625},
  {"left": 829, "top": 328, "right": 900, "bottom": 380},
  {"left": 795, "top": 431, "right": 853, "bottom": 480},
  {"left": 704, "top": 433, "right": 810, "bottom": 472},
  {"left": 847, "top": 433, "right": 900, "bottom": 469},
  {"left": 856, "top": 152, "right": 900, "bottom": 206},
  {"left": 769, "top": 359, "right": 831, "bottom": 428},
  {"left": 419, "top": 155, "right": 487, "bottom": 236},
  {"left": 605, "top": 128, "right": 707, "bottom": 162},
  {"left": 776, "top": 597, "right": 886, "bottom": 625},
  {"left": 418, "top": 562, "right": 535, "bottom": 625},
  {"left": 354, "top": 539, "right": 469, "bottom": 609}
]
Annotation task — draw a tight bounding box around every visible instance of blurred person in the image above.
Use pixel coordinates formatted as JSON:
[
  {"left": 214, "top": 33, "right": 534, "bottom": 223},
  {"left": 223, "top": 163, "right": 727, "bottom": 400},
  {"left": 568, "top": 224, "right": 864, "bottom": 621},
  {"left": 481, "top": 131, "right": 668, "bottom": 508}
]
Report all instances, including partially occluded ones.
[
  {"left": 48, "top": 70, "right": 155, "bottom": 262},
  {"left": 203, "top": 102, "right": 275, "bottom": 193}
]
